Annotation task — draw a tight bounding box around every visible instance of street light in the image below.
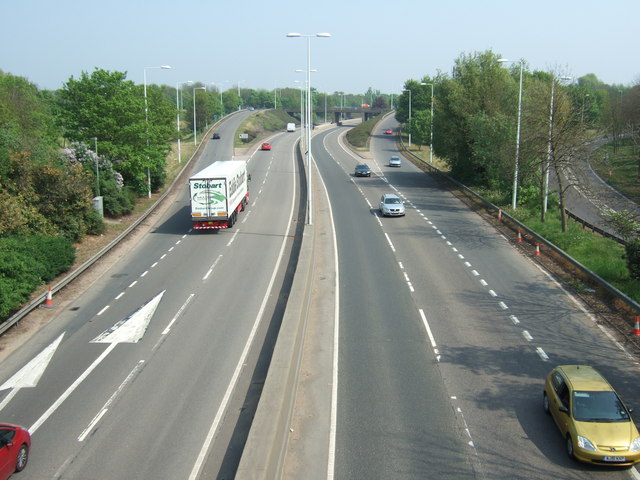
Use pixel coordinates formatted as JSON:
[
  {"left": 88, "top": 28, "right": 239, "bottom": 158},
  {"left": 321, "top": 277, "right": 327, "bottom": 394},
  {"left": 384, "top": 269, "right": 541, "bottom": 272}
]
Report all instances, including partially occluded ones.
[
  {"left": 143, "top": 65, "right": 172, "bottom": 198},
  {"left": 403, "top": 88, "right": 412, "bottom": 146},
  {"left": 93, "top": 136, "right": 100, "bottom": 197},
  {"left": 422, "top": 82, "right": 434, "bottom": 165},
  {"left": 236, "top": 80, "right": 245, "bottom": 110},
  {"left": 296, "top": 68, "right": 317, "bottom": 152},
  {"left": 498, "top": 58, "right": 524, "bottom": 209},
  {"left": 294, "top": 80, "right": 305, "bottom": 146},
  {"left": 193, "top": 86, "right": 206, "bottom": 145},
  {"left": 543, "top": 75, "right": 573, "bottom": 214},
  {"left": 176, "top": 80, "right": 192, "bottom": 164},
  {"left": 287, "top": 32, "right": 331, "bottom": 226}
]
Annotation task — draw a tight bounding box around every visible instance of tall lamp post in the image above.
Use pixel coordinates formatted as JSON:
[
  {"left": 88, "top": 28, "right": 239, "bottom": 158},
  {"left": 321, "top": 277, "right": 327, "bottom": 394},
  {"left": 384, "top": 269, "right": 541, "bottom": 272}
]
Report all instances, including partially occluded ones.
[
  {"left": 176, "top": 80, "right": 192, "bottom": 163},
  {"left": 287, "top": 32, "right": 331, "bottom": 225},
  {"left": 543, "top": 75, "right": 572, "bottom": 215},
  {"left": 422, "top": 82, "right": 434, "bottom": 164},
  {"left": 143, "top": 65, "right": 172, "bottom": 198},
  {"left": 403, "top": 88, "right": 412, "bottom": 146},
  {"left": 498, "top": 58, "right": 524, "bottom": 209},
  {"left": 193, "top": 86, "right": 206, "bottom": 145}
]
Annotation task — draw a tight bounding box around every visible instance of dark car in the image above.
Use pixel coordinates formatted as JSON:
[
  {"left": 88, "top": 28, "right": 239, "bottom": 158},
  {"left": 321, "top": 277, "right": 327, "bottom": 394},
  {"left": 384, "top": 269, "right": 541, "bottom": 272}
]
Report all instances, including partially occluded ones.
[
  {"left": 354, "top": 164, "right": 372, "bottom": 177},
  {"left": 0, "top": 424, "right": 30, "bottom": 479},
  {"left": 211, "top": 132, "right": 220, "bottom": 139}
]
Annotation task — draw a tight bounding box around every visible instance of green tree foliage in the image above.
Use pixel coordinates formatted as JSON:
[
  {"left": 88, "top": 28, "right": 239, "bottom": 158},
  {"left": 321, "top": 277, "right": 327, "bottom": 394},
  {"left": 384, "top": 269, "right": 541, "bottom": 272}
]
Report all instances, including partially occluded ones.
[
  {"left": 431, "top": 51, "right": 516, "bottom": 187},
  {"left": 625, "top": 238, "right": 640, "bottom": 281},
  {"left": 409, "top": 110, "right": 431, "bottom": 148},
  {"left": 0, "top": 235, "right": 75, "bottom": 319},
  {"left": 58, "top": 69, "right": 174, "bottom": 196}
]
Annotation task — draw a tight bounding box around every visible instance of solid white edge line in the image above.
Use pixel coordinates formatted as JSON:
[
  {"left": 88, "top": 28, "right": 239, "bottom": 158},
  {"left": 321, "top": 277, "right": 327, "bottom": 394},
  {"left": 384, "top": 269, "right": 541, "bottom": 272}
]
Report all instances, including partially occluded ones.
[
  {"left": 187, "top": 131, "right": 298, "bottom": 480},
  {"left": 315, "top": 162, "right": 340, "bottom": 480}
]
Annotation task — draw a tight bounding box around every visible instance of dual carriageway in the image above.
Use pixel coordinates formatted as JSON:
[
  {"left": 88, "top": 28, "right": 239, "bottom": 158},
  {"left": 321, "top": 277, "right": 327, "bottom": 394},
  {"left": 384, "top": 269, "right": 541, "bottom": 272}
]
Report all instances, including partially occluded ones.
[{"left": 0, "top": 111, "right": 638, "bottom": 479}]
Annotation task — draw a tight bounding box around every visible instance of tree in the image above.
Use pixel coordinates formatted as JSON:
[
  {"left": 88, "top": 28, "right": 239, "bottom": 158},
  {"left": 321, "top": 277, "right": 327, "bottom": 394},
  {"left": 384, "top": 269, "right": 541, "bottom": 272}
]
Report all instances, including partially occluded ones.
[
  {"left": 522, "top": 74, "right": 587, "bottom": 229},
  {"left": 58, "top": 68, "right": 174, "bottom": 196},
  {"left": 431, "top": 51, "right": 517, "bottom": 188},
  {"left": 409, "top": 110, "right": 431, "bottom": 148}
]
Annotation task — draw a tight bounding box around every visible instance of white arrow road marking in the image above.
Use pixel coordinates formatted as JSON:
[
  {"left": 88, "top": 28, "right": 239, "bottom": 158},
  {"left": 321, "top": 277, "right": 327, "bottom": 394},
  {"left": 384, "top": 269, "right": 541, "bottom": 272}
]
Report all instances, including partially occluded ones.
[
  {"left": 92, "top": 290, "right": 164, "bottom": 344},
  {"left": 0, "top": 333, "right": 65, "bottom": 412},
  {"left": 28, "top": 291, "right": 164, "bottom": 434}
]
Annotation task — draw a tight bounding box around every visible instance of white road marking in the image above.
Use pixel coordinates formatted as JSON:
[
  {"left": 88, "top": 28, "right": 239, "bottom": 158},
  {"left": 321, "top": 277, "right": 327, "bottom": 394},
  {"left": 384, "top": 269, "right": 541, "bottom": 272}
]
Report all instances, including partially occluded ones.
[
  {"left": 188, "top": 141, "right": 298, "bottom": 480},
  {"left": 78, "top": 360, "right": 145, "bottom": 442},
  {"left": 384, "top": 233, "right": 396, "bottom": 252},
  {"left": 162, "top": 294, "right": 195, "bottom": 335},
  {"left": 97, "top": 305, "right": 109, "bottom": 316},
  {"left": 203, "top": 255, "right": 223, "bottom": 281},
  {"left": 536, "top": 348, "right": 549, "bottom": 361},
  {"left": 226, "top": 229, "right": 240, "bottom": 247},
  {"left": 419, "top": 309, "right": 440, "bottom": 362}
]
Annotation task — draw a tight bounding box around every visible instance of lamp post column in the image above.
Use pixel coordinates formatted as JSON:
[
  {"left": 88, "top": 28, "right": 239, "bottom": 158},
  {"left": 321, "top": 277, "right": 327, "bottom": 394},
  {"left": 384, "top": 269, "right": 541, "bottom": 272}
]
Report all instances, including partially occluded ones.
[
  {"left": 143, "top": 65, "right": 172, "bottom": 198},
  {"left": 193, "top": 86, "right": 206, "bottom": 145}
]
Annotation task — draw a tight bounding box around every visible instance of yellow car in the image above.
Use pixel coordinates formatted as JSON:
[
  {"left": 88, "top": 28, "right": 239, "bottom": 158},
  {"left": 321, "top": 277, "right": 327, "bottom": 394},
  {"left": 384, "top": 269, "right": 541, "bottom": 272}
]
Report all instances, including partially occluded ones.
[{"left": 543, "top": 365, "right": 640, "bottom": 466}]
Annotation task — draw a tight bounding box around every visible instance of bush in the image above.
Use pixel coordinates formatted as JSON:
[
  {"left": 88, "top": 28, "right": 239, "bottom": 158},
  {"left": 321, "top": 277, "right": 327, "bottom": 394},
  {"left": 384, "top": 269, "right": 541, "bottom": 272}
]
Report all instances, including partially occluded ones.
[
  {"left": 0, "top": 235, "right": 75, "bottom": 320},
  {"left": 625, "top": 238, "right": 640, "bottom": 280}
]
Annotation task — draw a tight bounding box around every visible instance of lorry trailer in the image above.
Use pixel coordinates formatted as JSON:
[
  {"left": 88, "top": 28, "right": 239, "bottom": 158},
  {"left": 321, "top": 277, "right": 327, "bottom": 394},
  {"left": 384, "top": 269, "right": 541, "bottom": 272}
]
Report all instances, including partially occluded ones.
[{"left": 189, "top": 160, "right": 249, "bottom": 229}]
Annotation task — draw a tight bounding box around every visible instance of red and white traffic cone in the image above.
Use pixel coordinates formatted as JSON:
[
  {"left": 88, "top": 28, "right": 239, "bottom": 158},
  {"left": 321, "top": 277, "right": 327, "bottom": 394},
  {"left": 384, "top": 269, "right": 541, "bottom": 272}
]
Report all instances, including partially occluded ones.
[
  {"left": 535, "top": 244, "right": 540, "bottom": 256},
  {"left": 43, "top": 286, "right": 54, "bottom": 308},
  {"left": 517, "top": 231, "right": 522, "bottom": 243},
  {"left": 632, "top": 317, "right": 640, "bottom": 336},
  {"left": 498, "top": 209, "right": 502, "bottom": 221}
]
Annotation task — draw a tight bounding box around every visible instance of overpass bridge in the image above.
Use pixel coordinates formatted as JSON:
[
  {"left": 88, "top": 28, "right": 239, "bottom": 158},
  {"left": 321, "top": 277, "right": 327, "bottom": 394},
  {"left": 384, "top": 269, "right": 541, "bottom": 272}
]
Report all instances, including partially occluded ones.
[{"left": 283, "top": 106, "right": 388, "bottom": 124}]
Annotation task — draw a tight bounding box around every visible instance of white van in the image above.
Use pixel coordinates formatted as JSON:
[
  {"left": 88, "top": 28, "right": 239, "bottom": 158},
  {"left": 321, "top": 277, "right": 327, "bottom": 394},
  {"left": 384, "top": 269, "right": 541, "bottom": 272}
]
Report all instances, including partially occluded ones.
[{"left": 287, "top": 123, "right": 296, "bottom": 132}]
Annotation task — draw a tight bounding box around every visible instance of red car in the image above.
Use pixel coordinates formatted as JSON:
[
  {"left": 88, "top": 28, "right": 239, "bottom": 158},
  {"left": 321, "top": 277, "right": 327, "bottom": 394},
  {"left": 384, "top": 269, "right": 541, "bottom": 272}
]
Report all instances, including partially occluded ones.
[
  {"left": 261, "top": 142, "right": 271, "bottom": 151},
  {"left": 384, "top": 129, "right": 393, "bottom": 135},
  {"left": 0, "top": 424, "right": 30, "bottom": 479}
]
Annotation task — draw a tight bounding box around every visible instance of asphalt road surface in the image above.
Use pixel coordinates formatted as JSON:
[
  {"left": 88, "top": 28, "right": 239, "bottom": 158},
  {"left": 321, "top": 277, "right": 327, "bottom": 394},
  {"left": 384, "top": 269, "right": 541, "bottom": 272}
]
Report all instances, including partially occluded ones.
[
  {"left": 304, "top": 117, "right": 640, "bottom": 479},
  {"left": 0, "top": 111, "right": 303, "bottom": 479}
]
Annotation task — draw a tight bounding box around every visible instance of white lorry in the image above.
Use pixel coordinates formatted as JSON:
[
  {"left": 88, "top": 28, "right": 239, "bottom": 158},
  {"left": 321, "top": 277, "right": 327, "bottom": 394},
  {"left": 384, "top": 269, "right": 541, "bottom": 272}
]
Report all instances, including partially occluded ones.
[
  {"left": 189, "top": 160, "right": 249, "bottom": 229},
  {"left": 287, "top": 122, "right": 295, "bottom": 132}
]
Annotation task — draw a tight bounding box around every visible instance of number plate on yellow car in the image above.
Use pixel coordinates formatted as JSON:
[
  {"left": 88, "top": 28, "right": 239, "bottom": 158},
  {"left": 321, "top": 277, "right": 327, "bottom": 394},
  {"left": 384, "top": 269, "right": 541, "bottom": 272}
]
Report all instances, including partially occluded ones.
[{"left": 603, "top": 456, "right": 625, "bottom": 462}]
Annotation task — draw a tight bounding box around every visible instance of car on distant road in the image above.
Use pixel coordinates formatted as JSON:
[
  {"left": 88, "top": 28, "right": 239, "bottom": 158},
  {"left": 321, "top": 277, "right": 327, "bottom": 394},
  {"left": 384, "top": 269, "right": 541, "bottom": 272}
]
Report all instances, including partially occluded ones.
[
  {"left": 379, "top": 194, "right": 405, "bottom": 217},
  {"left": 543, "top": 365, "right": 640, "bottom": 466},
  {"left": 261, "top": 142, "right": 271, "bottom": 151},
  {"left": 389, "top": 156, "right": 401, "bottom": 167},
  {"left": 211, "top": 132, "right": 220, "bottom": 139},
  {"left": 354, "top": 164, "right": 372, "bottom": 177},
  {"left": 0, "top": 423, "right": 30, "bottom": 479},
  {"left": 384, "top": 129, "right": 393, "bottom": 135}
]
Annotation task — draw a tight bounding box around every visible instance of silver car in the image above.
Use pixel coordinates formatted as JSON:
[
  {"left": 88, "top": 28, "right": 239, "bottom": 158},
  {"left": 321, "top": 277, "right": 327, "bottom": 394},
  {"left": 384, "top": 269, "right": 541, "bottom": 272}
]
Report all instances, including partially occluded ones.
[
  {"left": 389, "top": 155, "right": 401, "bottom": 167},
  {"left": 379, "top": 194, "right": 405, "bottom": 216}
]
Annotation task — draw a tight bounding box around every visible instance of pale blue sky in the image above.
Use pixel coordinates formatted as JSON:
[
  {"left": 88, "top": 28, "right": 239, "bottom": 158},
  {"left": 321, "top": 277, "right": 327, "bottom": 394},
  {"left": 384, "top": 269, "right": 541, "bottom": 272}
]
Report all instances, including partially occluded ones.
[{"left": 1, "top": 0, "right": 637, "bottom": 94}]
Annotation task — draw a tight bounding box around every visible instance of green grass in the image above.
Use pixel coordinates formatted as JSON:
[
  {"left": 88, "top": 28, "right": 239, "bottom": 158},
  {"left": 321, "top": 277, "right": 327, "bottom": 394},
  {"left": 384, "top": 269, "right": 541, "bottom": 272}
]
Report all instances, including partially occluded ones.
[
  {"left": 345, "top": 116, "right": 383, "bottom": 149},
  {"left": 509, "top": 205, "right": 640, "bottom": 301},
  {"left": 234, "top": 109, "right": 298, "bottom": 148},
  {"left": 591, "top": 138, "right": 640, "bottom": 202}
]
